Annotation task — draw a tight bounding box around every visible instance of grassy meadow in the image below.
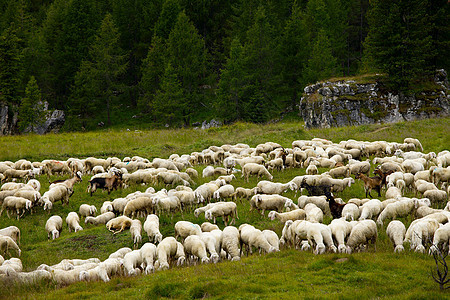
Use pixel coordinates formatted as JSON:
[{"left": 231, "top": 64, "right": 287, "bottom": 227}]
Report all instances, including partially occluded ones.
[{"left": 0, "top": 117, "right": 449, "bottom": 299}]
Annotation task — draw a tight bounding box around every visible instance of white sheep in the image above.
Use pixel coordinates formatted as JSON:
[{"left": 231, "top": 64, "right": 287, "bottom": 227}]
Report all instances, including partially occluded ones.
[
  {"left": 385, "top": 186, "right": 402, "bottom": 199},
  {"left": 201, "top": 222, "right": 219, "bottom": 232},
  {"left": 0, "top": 226, "right": 20, "bottom": 245},
  {"left": 66, "top": 212, "right": 83, "bottom": 232},
  {"left": 221, "top": 226, "right": 240, "bottom": 261},
  {"left": 297, "top": 195, "right": 331, "bottom": 216},
  {"left": 329, "top": 218, "right": 354, "bottom": 253},
  {"left": 252, "top": 194, "right": 290, "bottom": 215},
  {"left": 0, "top": 235, "right": 21, "bottom": 257},
  {"left": 256, "top": 181, "right": 297, "bottom": 195},
  {"left": 98, "top": 257, "right": 124, "bottom": 278},
  {"left": 429, "top": 223, "right": 450, "bottom": 255},
  {"left": 292, "top": 220, "right": 336, "bottom": 254},
  {"left": 304, "top": 203, "right": 323, "bottom": 223},
  {"left": 376, "top": 198, "right": 430, "bottom": 226},
  {"left": 305, "top": 164, "right": 318, "bottom": 175},
  {"left": 0, "top": 258, "right": 22, "bottom": 274},
  {"left": 213, "top": 184, "right": 235, "bottom": 201},
  {"left": 174, "top": 221, "right": 202, "bottom": 241},
  {"left": 231, "top": 187, "right": 257, "bottom": 201},
  {"left": 183, "top": 235, "right": 210, "bottom": 265},
  {"left": 262, "top": 230, "right": 279, "bottom": 252},
  {"left": 241, "top": 163, "right": 273, "bottom": 182},
  {"left": 200, "top": 232, "right": 220, "bottom": 263},
  {"left": 386, "top": 220, "right": 406, "bottom": 252},
  {"left": 205, "top": 202, "right": 238, "bottom": 226},
  {"left": 239, "top": 224, "right": 276, "bottom": 255},
  {"left": 79, "top": 204, "right": 97, "bottom": 218},
  {"left": 100, "top": 201, "right": 114, "bottom": 214},
  {"left": 341, "top": 203, "right": 360, "bottom": 221},
  {"left": 140, "top": 242, "right": 157, "bottom": 274},
  {"left": 423, "top": 189, "right": 448, "bottom": 204},
  {"left": 405, "top": 218, "right": 441, "bottom": 253},
  {"left": 123, "top": 250, "right": 143, "bottom": 276},
  {"left": 0, "top": 196, "right": 32, "bottom": 219},
  {"left": 106, "top": 216, "right": 133, "bottom": 234},
  {"left": 85, "top": 212, "right": 115, "bottom": 225},
  {"left": 359, "top": 199, "right": 382, "bottom": 220},
  {"left": 346, "top": 220, "right": 377, "bottom": 254},
  {"left": 143, "top": 214, "right": 163, "bottom": 244},
  {"left": 130, "top": 219, "right": 142, "bottom": 249},
  {"left": 79, "top": 265, "right": 110, "bottom": 282},
  {"left": 108, "top": 247, "right": 132, "bottom": 259},
  {"left": 267, "top": 209, "right": 306, "bottom": 223},
  {"left": 45, "top": 215, "right": 63, "bottom": 240}
]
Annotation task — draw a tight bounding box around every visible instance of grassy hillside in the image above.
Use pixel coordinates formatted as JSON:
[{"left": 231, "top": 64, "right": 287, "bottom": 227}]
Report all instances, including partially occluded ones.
[{"left": 0, "top": 117, "right": 449, "bottom": 299}]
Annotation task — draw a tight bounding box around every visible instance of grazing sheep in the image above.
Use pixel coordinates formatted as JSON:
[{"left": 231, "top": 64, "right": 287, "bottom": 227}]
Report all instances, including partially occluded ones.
[
  {"left": 306, "top": 164, "right": 318, "bottom": 175},
  {"left": 100, "top": 201, "right": 114, "bottom": 214},
  {"left": 423, "top": 189, "right": 448, "bottom": 205},
  {"left": 213, "top": 184, "right": 235, "bottom": 201},
  {"left": 359, "top": 199, "right": 383, "bottom": 220},
  {"left": 45, "top": 215, "right": 63, "bottom": 240},
  {"left": 292, "top": 220, "right": 337, "bottom": 254},
  {"left": 304, "top": 203, "right": 324, "bottom": 223},
  {"left": 79, "top": 204, "right": 97, "bottom": 218},
  {"left": 85, "top": 212, "right": 115, "bottom": 225},
  {"left": 108, "top": 247, "right": 132, "bottom": 259},
  {"left": 386, "top": 220, "right": 406, "bottom": 252},
  {"left": 123, "top": 250, "right": 143, "bottom": 276},
  {"left": 230, "top": 187, "right": 257, "bottom": 201},
  {"left": 252, "top": 194, "right": 290, "bottom": 216},
  {"left": 130, "top": 219, "right": 142, "bottom": 249},
  {"left": 346, "top": 220, "right": 377, "bottom": 253},
  {"left": 0, "top": 196, "right": 32, "bottom": 219},
  {"left": 66, "top": 212, "right": 83, "bottom": 233},
  {"left": 184, "top": 235, "right": 210, "bottom": 265},
  {"left": 205, "top": 202, "right": 238, "bottom": 226},
  {"left": 256, "top": 181, "right": 297, "bottom": 195},
  {"left": 298, "top": 195, "right": 331, "bottom": 216},
  {"left": 0, "top": 226, "right": 20, "bottom": 245},
  {"left": 201, "top": 222, "right": 220, "bottom": 232},
  {"left": 0, "top": 236, "right": 21, "bottom": 257},
  {"left": 429, "top": 223, "right": 450, "bottom": 255},
  {"left": 241, "top": 163, "right": 273, "bottom": 182},
  {"left": 268, "top": 209, "right": 306, "bottom": 223},
  {"left": 376, "top": 198, "right": 431, "bottom": 226},
  {"left": 143, "top": 214, "right": 163, "bottom": 244},
  {"left": 262, "top": 230, "right": 279, "bottom": 252},
  {"left": 239, "top": 224, "right": 276, "bottom": 255},
  {"left": 221, "top": 226, "right": 241, "bottom": 261},
  {"left": 140, "top": 242, "right": 157, "bottom": 274},
  {"left": 174, "top": 221, "right": 202, "bottom": 241},
  {"left": 155, "top": 237, "right": 179, "bottom": 270},
  {"left": 329, "top": 218, "right": 354, "bottom": 253},
  {"left": 200, "top": 232, "right": 220, "bottom": 263}
]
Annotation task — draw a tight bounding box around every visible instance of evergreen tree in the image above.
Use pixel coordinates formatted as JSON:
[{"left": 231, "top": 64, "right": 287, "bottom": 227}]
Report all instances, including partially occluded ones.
[
  {"left": 69, "top": 13, "right": 128, "bottom": 128},
  {"left": 303, "top": 29, "right": 339, "bottom": 85},
  {"left": 18, "top": 76, "right": 45, "bottom": 132},
  {"left": 153, "top": 62, "right": 184, "bottom": 125},
  {"left": 0, "top": 26, "right": 24, "bottom": 106},
  {"left": 364, "top": 0, "right": 435, "bottom": 90},
  {"left": 154, "top": 0, "right": 181, "bottom": 40},
  {"left": 138, "top": 36, "right": 167, "bottom": 112},
  {"left": 216, "top": 38, "right": 245, "bottom": 121},
  {"left": 165, "top": 11, "right": 207, "bottom": 125}
]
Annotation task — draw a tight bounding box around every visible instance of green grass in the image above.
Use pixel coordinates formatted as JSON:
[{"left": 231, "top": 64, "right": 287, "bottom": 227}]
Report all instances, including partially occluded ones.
[{"left": 0, "top": 117, "right": 449, "bottom": 299}]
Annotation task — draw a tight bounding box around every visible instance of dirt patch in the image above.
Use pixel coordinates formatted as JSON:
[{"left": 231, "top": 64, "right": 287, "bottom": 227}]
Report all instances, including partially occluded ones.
[
  {"left": 334, "top": 258, "right": 349, "bottom": 263},
  {"left": 68, "top": 235, "right": 98, "bottom": 249},
  {"left": 371, "top": 126, "right": 389, "bottom": 133}
]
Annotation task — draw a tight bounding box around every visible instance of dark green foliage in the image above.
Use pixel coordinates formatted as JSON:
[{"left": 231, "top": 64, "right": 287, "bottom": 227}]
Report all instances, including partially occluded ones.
[
  {"left": 364, "top": 0, "right": 437, "bottom": 91},
  {"left": 18, "top": 76, "right": 46, "bottom": 132}
]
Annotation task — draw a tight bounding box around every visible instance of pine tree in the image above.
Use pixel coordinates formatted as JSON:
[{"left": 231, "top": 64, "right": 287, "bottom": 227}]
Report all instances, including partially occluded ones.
[
  {"left": 18, "top": 76, "right": 46, "bottom": 132},
  {"left": 0, "top": 26, "right": 24, "bottom": 106},
  {"left": 165, "top": 11, "right": 207, "bottom": 125},
  {"left": 216, "top": 38, "right": 245, "bottom": 121},
  {"left": 303, "top": 29, "right": 339, "bottom": 85},
  {"left": 154, "top": 0, "right": 181, "bottom": 40},
  {"left": 153, "top": 62, "right": 184, "bottom": 125},
  {"left": 69, "top": 13, "right": 128, "bottom": 129},
  {"left": 364, "top": 0, "right": 436, "bottom": 90}
]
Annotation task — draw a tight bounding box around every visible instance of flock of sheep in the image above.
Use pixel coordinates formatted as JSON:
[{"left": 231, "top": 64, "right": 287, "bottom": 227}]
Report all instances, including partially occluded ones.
[{"left": 0, "top": 136, "right": 449, "bottom": 287}]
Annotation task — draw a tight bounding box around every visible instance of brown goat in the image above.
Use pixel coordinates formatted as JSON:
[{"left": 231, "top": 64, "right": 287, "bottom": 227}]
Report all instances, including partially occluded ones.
[
  {"left": 373, "top": 168, "right": 394, "bottom": 190},
  {"left": 87, "top": 173, "right": 122, "bottom": 196},
  {"left": 355, "top": 173, "right": 382, "bottom": 198}
]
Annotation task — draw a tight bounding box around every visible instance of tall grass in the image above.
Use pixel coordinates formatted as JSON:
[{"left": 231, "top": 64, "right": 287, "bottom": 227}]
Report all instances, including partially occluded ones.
[{"left": 0, "top": 117, "right": 449, "bottom": 298}]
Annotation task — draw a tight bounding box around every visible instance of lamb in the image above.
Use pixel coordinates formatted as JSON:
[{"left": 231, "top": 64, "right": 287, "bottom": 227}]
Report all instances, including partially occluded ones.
[
  {"left": 328, "top": 166, "right": 350, "bottom": 178},
  {"left": 123, "top": 196, "right": 153, "bottom": 218},
  {"left": 359, "top": 199, "right": 382, "bottom": 220},
  {"left": 304, "top": 203, "right": 324, "bottom": 223},
  {"left": 205, "top": 202, "right": 238, "bottom": 226},
  {"left": 0, "top": 235, "right": 21, "bottom": 257},
  {"left": 221, "top": 226, "right": 241, "bottom": 261},
  {"left": 140, "top": 242, "right": 157, "bottom": 274},
  {"left": 432, "top": 167, "right": 450, "bottom": 187},
  {"left": 268, "top": 209, "right": 306, "bottom": 223},
  {"left": 346, "top": 220, "right": 377, "bottom": 254},
  {"left": 213, "top": 184, "right": 235, "bottom": 201},
  {"left": 0, "top": 196, "right": 32, "bottom": 219},
  {"left": 239, "top": 224, "right": 276, "bottom": 255},
  {"left": 40, "top": 184, "right": 73, "bottom": 209},
  {"left": 252, "top": 194, "right": 290, "bottom": 216},
  {"left": 155, "top": 237, "right": 180, "bottom": 270},
  {"left": 85, "top": 212, "right": 115, "bottom": 225},
  {"left": 183, "top": 235, "right": 210, "bottom": 265},
  {"left": 143, "top": 214, "right": 163, "bottom": 244},
  {"left": 329, "top": 218, "right": 354, "bottom": 253},
  {"left": 185, "top": 168, "right": 198, "bottom": 179},
  {"left": 403, "top": 138, "right": 423, "bottom": 152},
  {"left": 123, "top": 250, "right": 143, "bottom": 276},
  {"left": 3, "top": 169, "right": 33, "bottom": 182},
  {"left": 407, "top": 218, "right": 440, "bottom": 253},
  {"left": 100, "top": 201, "right": 113, "bottom": 214},
  {"left": 241, "top": 163, "right": 273, "bottom": 182},
  {"left": 130, "top": 219, "right": 142, "bottom": 249},
  {"left": 386, "top": 220, "right": 406, "bottom": 252},
  {"left": 79, "top": 204, "right": 97, "bottom": 218},
  {"left": 106, "top": 216, "right": 133, "bottom": 234},
  {"left": 13, "top": 189, "right": 41, "bottom": 205},
  {"left": 256, "top": 181, "right": 297, "bottom": 195},
  {"left": 45, "top": 215, "right": 63, "bottom": 240},
  {"left": 200, "top": 232, "right": 220, "bottom": 263},
  {"left": 0, "top": 226, "right": 20, "bottom": 246},
  {"left": 305, "top": 164, "right": 318, "bottom": 175},
  {"left": 79, "top": 265, "right": 110, "bottom": 282},
  {"left": 266, "top": 158, "right": 284, "bottom": 171},
  {"left": 341, "top": 203, "right": 360, "bottom": 221},
  {"left": 349, "top": 160, "right": 371, "bottom": 176},
  {"left": 0, "top": 258, "right": 22, "bottom": 274},
  {"left": 292, "top": 221, "right": 337, "bottom": 254},
  {"left": 174, "top": 221, "right": 202, "bottom": 241},
  {"left": 66, "top": 212, "right": 83, "bottom": 232}
]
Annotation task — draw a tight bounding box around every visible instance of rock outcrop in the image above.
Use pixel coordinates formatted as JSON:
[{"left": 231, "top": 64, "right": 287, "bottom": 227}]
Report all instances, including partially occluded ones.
[{"left": 299, "top": 71, "right": 450, "bottom": 128}]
